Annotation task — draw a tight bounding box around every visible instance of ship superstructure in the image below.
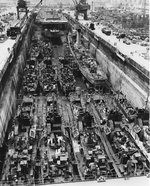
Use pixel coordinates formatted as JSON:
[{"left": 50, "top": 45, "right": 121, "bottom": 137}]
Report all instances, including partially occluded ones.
[
  {"left": 0, "top": 4, "right": 149, "bottom": 186},
  {"left": 36, "top": 8, "right": 70, "bottom": 37}
]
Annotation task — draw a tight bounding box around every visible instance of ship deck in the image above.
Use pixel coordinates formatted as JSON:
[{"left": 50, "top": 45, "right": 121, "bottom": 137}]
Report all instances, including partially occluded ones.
[
  {"left": 66, "top": 11, "right": 149, "bottom": 72},
  {"left": 0, "top": 7, "right": 149, "bottom": 186},
  {"left": 36, "top": 8, "right": 68, "bottom": 24},
  {"left": 0, "top": 10, "right": 30, "bottom": 81}
]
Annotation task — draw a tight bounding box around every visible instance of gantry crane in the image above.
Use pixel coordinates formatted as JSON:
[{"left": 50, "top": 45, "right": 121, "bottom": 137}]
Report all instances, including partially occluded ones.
[
  {"left": 72, "top": 0, "right": 90, "bottom": 20},
  {"left": 17, "top": 0, "right": 28, "bottom": 19},
  {"left": 17, "top": 0, "right": 43, "bottom": 19}
]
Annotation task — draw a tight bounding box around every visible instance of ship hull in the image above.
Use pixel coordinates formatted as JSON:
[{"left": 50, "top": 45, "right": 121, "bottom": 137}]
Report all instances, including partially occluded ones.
[
  {"left": 67, "top": 35, "right": 108, "bottom": 87},
  {"left": 0, "top": 7, "right": 149, "bottom": 185}
]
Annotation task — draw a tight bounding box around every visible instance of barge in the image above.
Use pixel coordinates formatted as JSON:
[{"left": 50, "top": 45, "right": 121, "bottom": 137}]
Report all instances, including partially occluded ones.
[{"left": 36, "top": 8, "right": 69, "bottom": 38}]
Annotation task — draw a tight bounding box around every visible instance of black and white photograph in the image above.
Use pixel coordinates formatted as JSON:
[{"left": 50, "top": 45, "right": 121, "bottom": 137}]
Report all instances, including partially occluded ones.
[{"left": 0, "top": 0, "right": 149, "bottom": 185}]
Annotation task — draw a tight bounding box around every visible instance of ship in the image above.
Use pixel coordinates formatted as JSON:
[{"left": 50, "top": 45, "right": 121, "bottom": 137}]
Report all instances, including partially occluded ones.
[
  {"left": 68, "top": 37, "right": 109, "bottom": 90},
  {"left": 0, "top": 4, "right": 149, "bottom": 186},
  {"left": 68, "top": 34, "right": 108, "bottom": 88},
  {"left": 36, "top": 8, "right": 70, "bottom": 38}
]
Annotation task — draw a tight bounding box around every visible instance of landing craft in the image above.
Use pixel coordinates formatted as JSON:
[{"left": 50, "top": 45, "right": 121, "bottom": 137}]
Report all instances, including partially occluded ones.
[{"left": 0, "top": 2, "right": 149, "bottom": 186}]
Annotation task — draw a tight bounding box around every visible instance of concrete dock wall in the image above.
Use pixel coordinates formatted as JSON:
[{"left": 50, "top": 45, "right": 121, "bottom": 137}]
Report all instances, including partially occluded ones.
[
  {"left": 66, "top": 14, "right": 149, "bottom": 109},
  {"left": 89, "top": 43, "right": 149, "bottom": 109},
  {"left": 0, "top": 14, "right": 35, "bottom": 146}
]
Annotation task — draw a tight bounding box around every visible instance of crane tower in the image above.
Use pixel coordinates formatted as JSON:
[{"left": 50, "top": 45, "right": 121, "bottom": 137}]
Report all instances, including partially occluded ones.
[{"left": 72, "top": 0, "right": 90, "bottom": 20}]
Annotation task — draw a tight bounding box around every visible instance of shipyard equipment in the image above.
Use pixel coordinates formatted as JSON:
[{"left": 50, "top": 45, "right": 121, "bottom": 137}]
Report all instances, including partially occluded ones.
[
  {"left": 7, "top": 27, "right": 21, "bottom": 39},
  {"left": 0, "top": 6, "right": 150, "bottom": 185},
  {"left": 101, "top": 28, "right": 111, "bottom": 36},
  {"left": 17, "top": 0, "right": 28, "bottom": 19},
  {"left": 72, "top": 0, "right": 90, "bottom": 20}
]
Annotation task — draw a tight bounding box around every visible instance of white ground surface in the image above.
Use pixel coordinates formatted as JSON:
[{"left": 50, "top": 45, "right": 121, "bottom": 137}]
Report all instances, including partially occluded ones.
[
  {"left": 67, "top": 11, "right": 149, "bottom": 72},
  {"left": 39, "top": 176, "right": 150, "bottom": 186},
  {"left": 0, "top": 10, "right": 149, "bottom": 76},
  {"left": 0, "top": 7, "right": 27, "bottom": 74},
  {"left": 0, "top": 39, "right": 15, "bottom": 71},
  {"left": 0, "top": 7, "right": 18, "bottom": 73}
]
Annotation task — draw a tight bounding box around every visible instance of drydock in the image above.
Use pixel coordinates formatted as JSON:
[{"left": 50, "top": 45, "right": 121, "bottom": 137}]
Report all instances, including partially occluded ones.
[{"left": 0, "top": 5, "right": 149, "bottom": 186}]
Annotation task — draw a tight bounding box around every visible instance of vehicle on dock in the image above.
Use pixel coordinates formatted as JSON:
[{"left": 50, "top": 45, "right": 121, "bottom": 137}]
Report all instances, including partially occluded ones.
[
  {"left": 101, "top": 27, "right": 111, "bottom": 36},
  {"left": 7, "top": 26, "right": 21, "bottom": 39},
  {"left": 0, "top": 33, "right": 7, "bottom": 43}
]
